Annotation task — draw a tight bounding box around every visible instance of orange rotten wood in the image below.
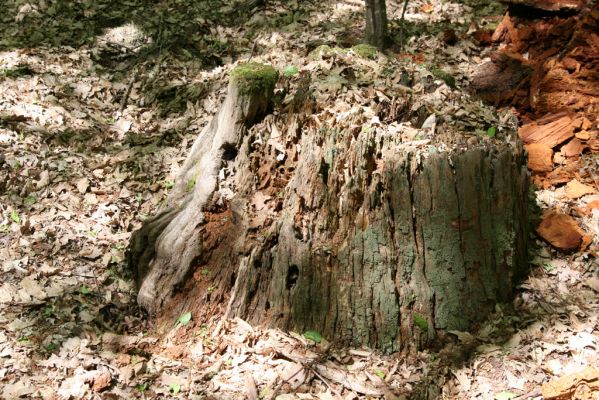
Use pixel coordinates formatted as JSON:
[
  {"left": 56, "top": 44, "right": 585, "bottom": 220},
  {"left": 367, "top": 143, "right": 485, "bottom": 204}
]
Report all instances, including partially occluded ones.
[
  {"left": 536, "top": 209, "right": 585, "bottom": 251},
  {"left": 525, "top": 143, "right": 553, "bottom": 172},
  {"left": 518, "top": 113, "right": 575, "bottom": 148}
]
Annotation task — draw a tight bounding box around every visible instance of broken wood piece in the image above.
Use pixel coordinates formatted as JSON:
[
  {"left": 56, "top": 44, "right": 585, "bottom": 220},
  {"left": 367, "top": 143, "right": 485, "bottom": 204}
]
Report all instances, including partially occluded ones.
[
  {"left": 536, "top": 209, "right": 584, "bottom": 251},
  {"left": 586, "top": 199, "right": 599, "bottom": 212},
  {"left": 561, "top": 138, "right": 586, "bottom": 157},
  {"left": 575, "top": 130, "right": 590, "bottom": 140},
  {"left": 525, "top": 143, "right": 553, "bottom": 172},
  {"left": 500, "top": 0, "right": 586, "bottom": 12},
  {"left": 471, "top": 51, "right": 532, "bottom": 107},
  {"left": 519, "top": 113, "right": 575, "bottom": 148},
  {"left": 542, "top": 366, "right": 599, "bottom": 400},
  {"left": 565, "top": 179, "right": 597, "bottom": 199}
]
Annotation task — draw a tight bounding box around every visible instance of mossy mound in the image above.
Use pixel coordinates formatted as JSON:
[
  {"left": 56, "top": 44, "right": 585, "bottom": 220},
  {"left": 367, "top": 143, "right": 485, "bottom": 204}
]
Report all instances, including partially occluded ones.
[
  {"left": 351, "top": 44, "right": 378, "bottom": 59},
  {"left": 231, "top": 62, "right": 278, "bottom": 95},
  {"left": 308, "top": 44, "right": 379, "bottom": 61}
]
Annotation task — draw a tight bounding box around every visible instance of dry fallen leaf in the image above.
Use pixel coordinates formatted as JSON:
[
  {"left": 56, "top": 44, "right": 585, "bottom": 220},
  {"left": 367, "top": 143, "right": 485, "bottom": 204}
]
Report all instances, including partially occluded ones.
[{"left": 542, "top": 367, "right": 599, "bottom": 400}]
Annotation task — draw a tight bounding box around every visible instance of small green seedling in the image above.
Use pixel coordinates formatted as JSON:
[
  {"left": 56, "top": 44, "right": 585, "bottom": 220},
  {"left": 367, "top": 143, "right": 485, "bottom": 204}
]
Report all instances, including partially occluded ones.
[
  {"left": 283, "top": 65, "right": 299, "bottom": 78},
  {"left": 176, "top": 311, "right": 192, "bottom": 327},
  {"left": 487, "top": 126, "right": 497, "bottom": 137},
  {"left": 10, "top": 210, "right": 21, "bottom": 224},
  {"left": 45, "top": 342, "right": 57, "bottom": 352},
  {"left": 163, "top": 180, "right": 175, "bottom": 190},
  {"left": 136, "top": 383, "right": 148, "bottom": 393},
  {"left": 169, "top": 382, "right": 181, "bottom": 395},
  {"left": 303, "top": 330, "right": 324, "bottom": 343},
  {"left": 80, "top": 286, "right": 92, "bottom": 295},
  {"left": 24, "top": 196, "right": 36, "bottom": 206},
  {"left": 374, "top": 369, "right": 385, "bottom": 379},
  {"left": 494, "top": 391, "right": 517, "bottom": 400}
]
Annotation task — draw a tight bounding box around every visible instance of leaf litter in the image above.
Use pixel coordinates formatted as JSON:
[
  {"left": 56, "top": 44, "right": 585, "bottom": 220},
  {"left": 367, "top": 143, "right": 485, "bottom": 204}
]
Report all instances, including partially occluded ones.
[{"left": 0, "top": 0, "right": 598, "bottom": 399}]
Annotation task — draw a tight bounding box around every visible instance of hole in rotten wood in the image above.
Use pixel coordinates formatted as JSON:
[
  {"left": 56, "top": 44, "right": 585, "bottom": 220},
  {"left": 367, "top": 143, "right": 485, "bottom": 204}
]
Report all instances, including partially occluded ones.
[
  {"left": 286, "top": 265, "right": 299, "bottom": 290},
  {"left": 221, "top": 143, "right": 238, "bottom": 161}
]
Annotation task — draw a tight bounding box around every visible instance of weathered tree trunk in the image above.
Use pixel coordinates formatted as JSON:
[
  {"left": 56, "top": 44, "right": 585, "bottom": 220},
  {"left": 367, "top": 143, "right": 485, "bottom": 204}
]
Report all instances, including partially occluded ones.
[
  {"left": 129, "top": 64, "right": 530, "bottom": 353},
  {"left": 128, "top": 62, "right": 278, "bottom": 315},
  {"left": 365, "top": 0, "right": 389, "bottom": 49}
]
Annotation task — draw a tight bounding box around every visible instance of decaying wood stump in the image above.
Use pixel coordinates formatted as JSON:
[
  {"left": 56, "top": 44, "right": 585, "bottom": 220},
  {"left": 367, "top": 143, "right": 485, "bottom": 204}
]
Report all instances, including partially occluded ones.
[
  {"left": 128, "top": 62, "right": 278, "bottom": 315},
  {"left": 129, "top": 62, "right": 530, "bottom": 353}
]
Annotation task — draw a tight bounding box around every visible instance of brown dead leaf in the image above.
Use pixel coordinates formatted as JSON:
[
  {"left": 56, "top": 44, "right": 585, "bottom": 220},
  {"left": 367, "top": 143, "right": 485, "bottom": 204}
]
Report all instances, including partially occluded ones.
[
  {"left": 91, "top": 371, "right": 112, "bottom": 392},
  {"left": 536, "top": 210, "right": 584, "bottom": 251},
  {"left": 583, "top": 277, "right": 599, "bottom": 293},
  {"left": 542, "top": 367, "right": 599, "bottom": 400}
]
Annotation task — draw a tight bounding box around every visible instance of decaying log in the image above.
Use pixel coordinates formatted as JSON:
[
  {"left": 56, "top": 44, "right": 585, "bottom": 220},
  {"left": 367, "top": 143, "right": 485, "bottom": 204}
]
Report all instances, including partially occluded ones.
[{"left": 129, "top": 64, "right": 530, "bottom": 353}]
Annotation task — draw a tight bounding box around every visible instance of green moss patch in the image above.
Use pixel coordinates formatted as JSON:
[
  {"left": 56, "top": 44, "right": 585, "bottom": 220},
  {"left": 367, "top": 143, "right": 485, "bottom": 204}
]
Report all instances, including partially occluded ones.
[
  {"left": 231, "top": 62, "right": 278, "bottom": 95},
  {"left": 430, "top": 67, "right": 456, "bottom": 88},
  {"left": 351, "top": 44, "right": 378, "bottom": 59},
  {"left": 413, "top": 313, "right": 429, "bottom": 332}
]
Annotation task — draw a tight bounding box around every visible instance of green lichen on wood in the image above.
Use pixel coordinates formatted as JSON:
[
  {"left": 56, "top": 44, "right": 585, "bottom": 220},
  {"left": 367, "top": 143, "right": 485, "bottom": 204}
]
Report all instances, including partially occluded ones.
[
  {"left": 230, "top": 62, "right": 278, "bottom": 96},
  {"left": 413, "top": 313, "right": 429, "bottom": 332},
  {"left": 351, "top": 44, "right": 379, "bottom": 59}
]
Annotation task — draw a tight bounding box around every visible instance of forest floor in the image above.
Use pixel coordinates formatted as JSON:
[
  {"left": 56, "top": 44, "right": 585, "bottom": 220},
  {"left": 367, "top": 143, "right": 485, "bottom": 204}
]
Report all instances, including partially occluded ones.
[{"left": 0, "top": 0, "right": 598, "bottom": 399}]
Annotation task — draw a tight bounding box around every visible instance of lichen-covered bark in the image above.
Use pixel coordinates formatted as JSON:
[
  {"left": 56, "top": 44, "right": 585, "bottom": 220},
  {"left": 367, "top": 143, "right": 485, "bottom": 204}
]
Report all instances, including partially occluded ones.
[{"left": 130, "top": 68, "right": 529, "bottom": 353}]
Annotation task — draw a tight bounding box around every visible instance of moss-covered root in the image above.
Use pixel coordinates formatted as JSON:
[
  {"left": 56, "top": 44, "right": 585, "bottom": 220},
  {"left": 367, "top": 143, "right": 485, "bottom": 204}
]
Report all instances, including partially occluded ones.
[{"left": 231, "top": 62, "right": 278, "bottom": 96}]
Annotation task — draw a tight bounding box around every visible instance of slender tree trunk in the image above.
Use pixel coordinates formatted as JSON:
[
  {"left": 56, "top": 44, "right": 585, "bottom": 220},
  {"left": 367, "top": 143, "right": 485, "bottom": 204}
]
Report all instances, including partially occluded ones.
[
  {"left": 365, "top": 0, "right": 389, "bottom": 49},
  {"left": 129, "top": 66, "right": 530, "bottom": 354}
]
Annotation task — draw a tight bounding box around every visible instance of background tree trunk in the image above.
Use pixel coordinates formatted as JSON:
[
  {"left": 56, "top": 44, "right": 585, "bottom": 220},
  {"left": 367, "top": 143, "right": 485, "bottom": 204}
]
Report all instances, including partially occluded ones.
[
  {"left": 365, "top": 0, "right": 389, "bottom": 49},
  {"left": 129, "top": 66, "right": 530, "bottom": 353}
]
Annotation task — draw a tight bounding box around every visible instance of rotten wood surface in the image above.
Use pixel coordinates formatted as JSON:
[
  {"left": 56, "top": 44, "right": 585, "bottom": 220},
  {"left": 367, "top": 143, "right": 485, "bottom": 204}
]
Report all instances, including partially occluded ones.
[{"left": 130, "top": 68, "right": 530, "bottom": 353}]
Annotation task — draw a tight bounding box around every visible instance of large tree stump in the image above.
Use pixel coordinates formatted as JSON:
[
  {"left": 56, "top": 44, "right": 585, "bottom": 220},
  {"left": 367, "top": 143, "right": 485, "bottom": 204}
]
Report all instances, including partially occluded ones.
[{"left": 129, "top": 63, "right": 530, "bottom": 353}]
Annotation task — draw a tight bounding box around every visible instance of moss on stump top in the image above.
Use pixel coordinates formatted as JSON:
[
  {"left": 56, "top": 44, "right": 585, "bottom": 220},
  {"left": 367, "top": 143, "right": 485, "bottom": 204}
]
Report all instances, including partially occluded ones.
[{"left": 231, "top": 62, "right": 278, "bottom": 96}]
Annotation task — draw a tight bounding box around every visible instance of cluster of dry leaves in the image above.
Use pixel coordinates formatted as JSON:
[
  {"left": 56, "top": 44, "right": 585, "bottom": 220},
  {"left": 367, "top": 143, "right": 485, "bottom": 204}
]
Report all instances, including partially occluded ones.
[{"left": 0, "top": 0, "right": 598, "bottom": 399}]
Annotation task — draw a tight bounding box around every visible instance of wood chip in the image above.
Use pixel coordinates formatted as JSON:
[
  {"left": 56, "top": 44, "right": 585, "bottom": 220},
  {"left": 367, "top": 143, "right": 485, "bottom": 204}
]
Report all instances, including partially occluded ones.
[
  {"left": 575, "top": 130, "right": 590, "bottom": 140},
  {"left": 525, "top": 143, "right": 553, "bottom": 172},
  {"left": 561, "top": 138, "right": 586, "bottom": 157},
  {"left": 587, "top": 199, "right": 599, "bottom": 212},
  {"left": 536, "top": 210, "right": 584, "bottom": 251},
  {"left": 565, "top": 179, "right": 597, "bottom": 199},
  {"left": 519, "top": 113, "right": 575, "bottom": 148},
  {"left": 542, "top": 367, "right": 599, "bottom": 400}
]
